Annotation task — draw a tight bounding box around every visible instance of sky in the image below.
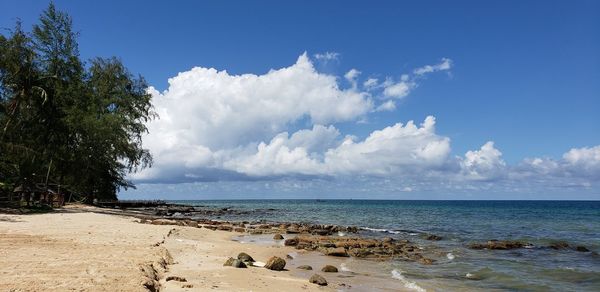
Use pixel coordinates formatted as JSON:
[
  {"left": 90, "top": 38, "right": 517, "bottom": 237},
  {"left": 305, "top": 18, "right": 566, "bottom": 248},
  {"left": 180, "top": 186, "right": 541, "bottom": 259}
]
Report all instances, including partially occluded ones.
[{"left": 2, "top": 0, "right": 599, "bottom": 200}]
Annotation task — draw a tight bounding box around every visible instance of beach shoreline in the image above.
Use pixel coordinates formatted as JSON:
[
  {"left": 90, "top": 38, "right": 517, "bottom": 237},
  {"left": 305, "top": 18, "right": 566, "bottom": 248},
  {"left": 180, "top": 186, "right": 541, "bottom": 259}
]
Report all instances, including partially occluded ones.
[{"left": 0, "top": 204, "right": 411, "bottom": 291}]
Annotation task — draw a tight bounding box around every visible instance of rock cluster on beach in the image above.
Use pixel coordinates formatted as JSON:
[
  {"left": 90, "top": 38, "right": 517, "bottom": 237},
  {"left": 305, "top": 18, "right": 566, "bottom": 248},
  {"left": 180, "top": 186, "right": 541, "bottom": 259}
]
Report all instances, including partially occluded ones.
[
  {"left": 139, "top": 217, "right": 437, "bottom": 264},
  {"left": 283, "top": 235, "right": 436, "bottom": 264}
]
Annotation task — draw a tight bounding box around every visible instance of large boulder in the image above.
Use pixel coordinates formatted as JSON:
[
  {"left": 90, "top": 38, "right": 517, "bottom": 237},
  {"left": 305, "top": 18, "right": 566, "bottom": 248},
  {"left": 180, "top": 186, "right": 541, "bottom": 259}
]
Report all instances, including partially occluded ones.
[
  {"left": 273, "top": 233, "right": 284, "bottom": 240},
  {"left": 321, "top": 265, "right": 338, "bottom": 272},
  {"left": 264, "top": 256, "right": 286, "bottom": 271},
  {"left": 284, "top": 237, "right": 299, "bottom": 246},
  {"left": 232, "top": 259, "right": 247, "bottom": 268},
  {"left": 237, "top": 252, "right": 255, "bottom": 262},
  {"left": 309, "top": 274, "right": 328, "bottom": 286}
]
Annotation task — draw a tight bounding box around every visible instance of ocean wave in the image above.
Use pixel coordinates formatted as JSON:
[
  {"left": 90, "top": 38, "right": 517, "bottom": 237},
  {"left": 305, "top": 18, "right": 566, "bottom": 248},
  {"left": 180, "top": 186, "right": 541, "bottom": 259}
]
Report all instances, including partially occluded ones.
[
  {"left": 361, "top": 227, "right": 402, "bottom": 234},
  {"left": 391, "top": 269, "right": 426, "bottom": 292}
]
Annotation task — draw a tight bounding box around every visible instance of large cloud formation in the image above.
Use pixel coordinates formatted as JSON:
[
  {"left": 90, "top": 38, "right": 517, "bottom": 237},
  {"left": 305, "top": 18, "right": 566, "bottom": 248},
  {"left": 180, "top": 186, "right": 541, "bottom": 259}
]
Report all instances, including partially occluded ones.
[{"left": 132, "top": 53, "right": 599, "bottom": 195}]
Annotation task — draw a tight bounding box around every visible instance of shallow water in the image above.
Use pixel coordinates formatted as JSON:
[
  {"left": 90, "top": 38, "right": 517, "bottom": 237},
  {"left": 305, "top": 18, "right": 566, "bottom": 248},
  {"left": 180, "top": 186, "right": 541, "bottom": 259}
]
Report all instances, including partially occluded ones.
[{"left": 174, "top": 200, "right": 600, "bottom": 291}]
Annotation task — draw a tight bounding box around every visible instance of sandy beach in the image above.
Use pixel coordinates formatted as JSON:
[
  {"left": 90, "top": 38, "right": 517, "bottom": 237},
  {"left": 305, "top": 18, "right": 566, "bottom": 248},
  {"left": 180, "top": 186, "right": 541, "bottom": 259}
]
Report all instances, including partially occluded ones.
[{"left": 0, "top": 205, "right": 354, "bottom": 292}]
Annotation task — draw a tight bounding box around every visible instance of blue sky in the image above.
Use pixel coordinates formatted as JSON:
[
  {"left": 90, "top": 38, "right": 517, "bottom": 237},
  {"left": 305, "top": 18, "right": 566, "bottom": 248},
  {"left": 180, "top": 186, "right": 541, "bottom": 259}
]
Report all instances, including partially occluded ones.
[{"left": 2, "top": 1, "right": 599, "bottom": 199}]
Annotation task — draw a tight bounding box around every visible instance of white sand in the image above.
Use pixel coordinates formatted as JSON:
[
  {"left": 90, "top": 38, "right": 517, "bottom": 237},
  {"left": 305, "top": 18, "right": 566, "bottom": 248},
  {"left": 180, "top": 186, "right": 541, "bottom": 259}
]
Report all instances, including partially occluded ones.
[{"left": 0, "top": 205, "right": 335, "bottom": 291}]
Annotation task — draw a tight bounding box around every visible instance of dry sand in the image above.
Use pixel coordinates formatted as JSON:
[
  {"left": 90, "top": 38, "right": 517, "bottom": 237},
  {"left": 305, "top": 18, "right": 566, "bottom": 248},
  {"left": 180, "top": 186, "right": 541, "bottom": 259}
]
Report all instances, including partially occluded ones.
[{"left": 0, "top": 205, "right": 339, "bottom": 291}]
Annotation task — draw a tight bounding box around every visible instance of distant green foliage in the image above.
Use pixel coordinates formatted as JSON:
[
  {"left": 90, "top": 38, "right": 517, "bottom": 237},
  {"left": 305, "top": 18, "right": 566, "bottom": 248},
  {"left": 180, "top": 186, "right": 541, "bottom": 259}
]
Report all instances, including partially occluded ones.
[{"left": 0, "top": 3, "right": 155, "bottom": 201}]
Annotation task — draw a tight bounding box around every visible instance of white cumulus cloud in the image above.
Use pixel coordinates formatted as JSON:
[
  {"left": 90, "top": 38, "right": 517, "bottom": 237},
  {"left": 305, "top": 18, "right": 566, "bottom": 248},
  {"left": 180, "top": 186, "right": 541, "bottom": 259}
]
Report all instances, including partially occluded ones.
[{"left": 130, "top": 53, "right": 599, "bottom": 195}]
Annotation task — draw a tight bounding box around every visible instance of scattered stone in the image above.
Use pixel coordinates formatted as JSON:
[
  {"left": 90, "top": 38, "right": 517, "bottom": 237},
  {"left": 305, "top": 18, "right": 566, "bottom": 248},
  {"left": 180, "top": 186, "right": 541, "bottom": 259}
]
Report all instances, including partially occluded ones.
[
  {"left": 223, "top": 257, "right": 235, "bottom": 266},
  {"left": 321, "top": 265, "right": 338, "bottom": 272},
  {"left": 325, "top": 247, "right": 349, "bottom": 257},
  {"left": 313, "top": 229, "right": 330, "bottom": 236},
  {"left": 419, "top": 257, "right": 434, "bottom": 265},
  {"left": 297, "top": 265, "right": 313, "bottom": 270},
  {"left": 425, "top": 234, "right": 442, "bottom": 241},
  {"left": 273, "top": 233, "right": 284, "bottom": 240},
  {"left": 165, "top": 276, "right": 187, "bottom": 282},
  {"left": 309, "top": 274, "right": 328, "bottom": 286},
  {"left": 237, "top": 252, "right": 255, "bottom": 262},
  {"left": 576, "top": 246, "right": 590, "bottom": 252},
  {"left": 286, "top": 254, "right": 294, "bottom": 260},
  {"left": 204, "top": 225, "right": 217, "bottom": 231},
  {"left": 286, "top": 228, "right": 301, "bottom": 234},
  {"left": 217, "top": 225, "right": 233, "bottom": 231},
  {"left": 382, "top": 237, "right": 394, "bottom": 243},
  {"left": 232, "top": 259, "right": 247, "bottom": 268},
  {"left": 264, "top": 256, "right": 286, "bottom": 271},
  {"left": 284, "top": 237, "right": 299, "bottom": 246},
  {"left": 549, "top": 241, "right": 569, "bottom": 249},
  {"left": 151, "top": 219, "right": 177, "bottom": 225},
  {"left": 234, "top": 227, "right": 245, "bottom": 232},
  {"left": 182, "top": 284, "right": 194, "bottom": 288},
  {"left": 185, "top": 221, "right": 199, "bottom": 228}
]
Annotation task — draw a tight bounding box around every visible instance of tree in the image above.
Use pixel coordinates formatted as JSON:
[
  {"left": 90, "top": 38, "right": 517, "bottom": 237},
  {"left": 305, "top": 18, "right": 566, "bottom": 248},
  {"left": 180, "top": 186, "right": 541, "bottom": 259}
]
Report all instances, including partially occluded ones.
[{"left": 0, "top": 3, "right": 155, "bottom": 203}]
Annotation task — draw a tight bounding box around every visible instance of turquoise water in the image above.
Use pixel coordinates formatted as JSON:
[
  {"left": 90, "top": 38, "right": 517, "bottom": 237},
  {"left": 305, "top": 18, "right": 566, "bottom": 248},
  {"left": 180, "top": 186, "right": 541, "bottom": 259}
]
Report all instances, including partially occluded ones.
[{"left": 172, "top": 200, "right": 600, "bottom": 291}]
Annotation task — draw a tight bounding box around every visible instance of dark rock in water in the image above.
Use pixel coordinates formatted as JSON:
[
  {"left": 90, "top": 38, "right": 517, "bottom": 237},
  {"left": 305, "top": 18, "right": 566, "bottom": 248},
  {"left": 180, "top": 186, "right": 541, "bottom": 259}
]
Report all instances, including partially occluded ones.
[
  {"left": 297, "top": 265, "right": 313, "bottom": 270},
  {"left": 469, "top": 240, "right": 529, "bottom": 250},
  {"left": 424, "top": 234, "right": 442, "bottom": 241},
  {"left": 321, "top": 265, "right": 338, "bottom": 272},
  {"left": 549, "top": 241, "right": 569, "bottom": 249},
  {"left": 273, "top": 233, "right": 284, "bottom": 240},
  {"left": 264, "top": 256, "right": 286, "bottom": 271},
  {"left": 284, "top": 237, "right": 299, "bottom": 246},
  {"left": 286, "top": 254, "right": 294, "bottom": 260},
  {"left": 166, "top": 276, "right": 187, "bottom": 282},
  {"left": 237, "top": 252, "right": 255, "bottom": 262},
  {"left": 313, "top": 229, "right": 330, "bottom": 236},
  {"left": 325, "top": 247, "right": 349, "bottom": 257},
  {"left": 223, "top": 257, "right": 235, "bottom": 266},
  {"left": 576, "top": 246, "right": 590, "bottom": 252},
  {"left": 232, "top": 259, "right": 247, "bottom": 268},
  {"left": 309, "top": 274, "right": 328, "bottom": 286}
]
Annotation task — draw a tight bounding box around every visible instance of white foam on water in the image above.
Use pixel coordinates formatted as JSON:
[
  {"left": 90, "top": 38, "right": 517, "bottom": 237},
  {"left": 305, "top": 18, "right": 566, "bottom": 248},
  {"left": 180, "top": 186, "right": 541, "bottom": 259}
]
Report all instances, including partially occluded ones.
[
  {"left": 391, "top": 269, "right": 426, "bottom": 292},
  {"left": 362, "top": 227, "right": 388, "bottom": 232},
  {"left": 337, "top": 231, "right": 347, "bottom": 237},
  {"left": 465, "top": 273, "right": 475, "bottom": 279},
  {"left": 446, "top": 253, "right": 455, "bottom": 260},
  {"left": 361, "top": 227, "right": 401, "bottom": 234},
  {"left": 340, "top": 263, "right": 352, "bottom": 272}
]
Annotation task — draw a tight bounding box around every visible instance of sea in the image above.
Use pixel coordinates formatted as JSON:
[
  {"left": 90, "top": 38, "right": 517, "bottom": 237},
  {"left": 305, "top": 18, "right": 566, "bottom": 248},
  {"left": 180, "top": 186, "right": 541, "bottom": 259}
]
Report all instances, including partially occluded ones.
[{"left": 169, "top": 200, "right": 600, "bottom": 291}]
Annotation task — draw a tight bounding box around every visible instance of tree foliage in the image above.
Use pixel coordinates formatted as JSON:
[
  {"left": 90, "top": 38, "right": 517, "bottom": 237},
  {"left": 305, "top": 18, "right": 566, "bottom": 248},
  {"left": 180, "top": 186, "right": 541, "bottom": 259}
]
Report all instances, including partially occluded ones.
[{"left": 0, "top": 3, "right": 155, "bottom": 201}]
